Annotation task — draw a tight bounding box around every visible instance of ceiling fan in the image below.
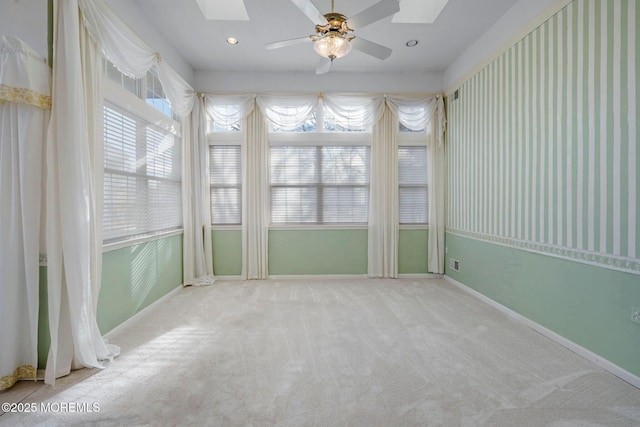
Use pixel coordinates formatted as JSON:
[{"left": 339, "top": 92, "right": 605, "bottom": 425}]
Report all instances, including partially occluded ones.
[{"left": 265, "top": 0, "right": 400, "bottom": 74}]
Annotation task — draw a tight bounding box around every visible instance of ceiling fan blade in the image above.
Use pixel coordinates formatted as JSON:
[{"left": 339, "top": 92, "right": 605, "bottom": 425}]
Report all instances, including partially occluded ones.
[
  {"left": 316, "top": 57, "right": 332, "bottom": 75},
  {"left": 351, "top": 37, "right": 392, "bottom": 60},
  {"left": 290, "top": 0, "right": 326, "bottom": 24},
  {"left": 265, "top": 36, "right": 312, "bottom": 50},
  {"left": 347, "top": 0, "right": 400, "bottom": 30}
]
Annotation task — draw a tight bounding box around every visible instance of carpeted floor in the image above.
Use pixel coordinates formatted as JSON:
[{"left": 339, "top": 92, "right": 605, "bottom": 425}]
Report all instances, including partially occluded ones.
[{"left": 1, "top": 278, "right": 639, "bottom": 426}]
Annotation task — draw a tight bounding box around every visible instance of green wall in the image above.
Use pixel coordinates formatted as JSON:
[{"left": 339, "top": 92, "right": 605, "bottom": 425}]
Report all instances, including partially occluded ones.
[
  {"left": 212, "top": 230, "right": 242, "bottom": 276},
  {"left": 269, "top": 230, "right": 368, "bottom": 275},
  {"left": 399, "top": 229, "right": 429, "bottom": 274},
  {"left": 36, "top": 234, "right": 183, "bottom": 368},
  {"left": 97, "top": 235, "right": 183, "bottom": 334},
  {"left": 446, "top": 0, "right": 639, "bottom": 377},
  {"left": 445, "top": 233, "right": 640, "bottom": 376},
  {"left": 211, "top": 229, "right": 430, "bottom": 276}
]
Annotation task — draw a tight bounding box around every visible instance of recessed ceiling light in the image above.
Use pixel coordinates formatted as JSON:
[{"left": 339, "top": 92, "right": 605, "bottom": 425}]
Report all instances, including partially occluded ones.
[
  {"left": 226, "top": 37, "right": 239, "bottom": 45},
  {"left": 406, "top": 40, "right": 419, "bottom": 47}
]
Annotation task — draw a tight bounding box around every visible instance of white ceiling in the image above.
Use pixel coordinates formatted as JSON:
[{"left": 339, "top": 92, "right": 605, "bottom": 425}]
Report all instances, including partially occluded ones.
[{"left": 130, "top": 0, "right": 519, "bottom": 74}]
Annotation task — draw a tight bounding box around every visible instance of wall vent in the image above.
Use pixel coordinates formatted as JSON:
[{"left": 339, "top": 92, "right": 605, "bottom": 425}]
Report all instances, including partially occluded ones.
[{"left": 450, "top": 258, "right": 460, "bottom": 272}]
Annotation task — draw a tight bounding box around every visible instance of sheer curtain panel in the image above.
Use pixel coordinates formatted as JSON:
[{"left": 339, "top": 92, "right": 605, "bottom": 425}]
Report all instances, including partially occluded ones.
[
  {"left": 322, "top": 94, "right": 385, "bottom": 131},
  {"left": 427, "top": 96, "right": 447, "bottom": 274},
  {"left": 388, "top": 96, "right": 447, "bottom": 274},
  {"left": 46, "top": 0, "right": 119, "bottom": 385},
  {"left": 0, "top": 36, "right": 50, "bottom": 391},
  {"left": 182, "top": 95, "right": 214, "bottom": 286},
  {"left": 368, "top": 105, "right": 399, "bottom": 278},
  {"left": 243, "top": 104, "right": 269, "bottom": 279},
  {"left": 256, "top": 95, "right": 317, "bottom": 131}
]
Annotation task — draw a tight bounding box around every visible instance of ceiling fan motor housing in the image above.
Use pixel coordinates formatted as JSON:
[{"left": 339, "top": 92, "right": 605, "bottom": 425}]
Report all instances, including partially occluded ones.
[{"left": 315, "top": 13, "right": 353, "bottom": 36}]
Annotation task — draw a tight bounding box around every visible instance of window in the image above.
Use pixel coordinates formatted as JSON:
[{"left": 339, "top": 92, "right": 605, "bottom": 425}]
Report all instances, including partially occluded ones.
[
  {"left": 210, "top": 145, "right": 242, "bottom": 225},
  {"left": 206, "top": 103, "right": 242, "bottom": 133},
  {"left": 103, "top": 101, "right": 182, "bottom": 242},
  {"left": 398, "top": 146, "right": 428, "bottom": 224},
  {"left": 270, "top": 146, "right": 370, "bottom": 224},
  {"left": 206, "top": 103, "right": 243, "bottom": 226},
  {"left": 145, "top": 69, "right": 172, "bottom": 118},
  {"left": 103, "top": 59, "right": 172, "bottom": 118},
  {"left": 269, "top": 103, "right": 370, "bottom": 133},
  {"left": 104, "top": 60, "right": 139, "bottom": 96},
  {"left": 267, "top": 100, "right": 372, "bottom": 225}
]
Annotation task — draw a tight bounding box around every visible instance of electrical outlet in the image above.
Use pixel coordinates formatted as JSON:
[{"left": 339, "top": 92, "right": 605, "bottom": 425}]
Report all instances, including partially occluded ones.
[
  {"left": 632, "top": 307, "right": 640, "bottom": 325},
  {"left": 450, "top": 258, "right": 460, "bottom": 272}
]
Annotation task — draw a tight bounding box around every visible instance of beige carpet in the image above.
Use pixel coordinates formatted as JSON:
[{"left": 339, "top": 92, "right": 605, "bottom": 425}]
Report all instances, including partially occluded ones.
[{"left": 1, "top": 278, "right": 639, "bottom": 426}]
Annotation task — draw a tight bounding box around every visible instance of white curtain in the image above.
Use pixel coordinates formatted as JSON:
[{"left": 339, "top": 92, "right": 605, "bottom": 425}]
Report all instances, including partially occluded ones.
[
  {"left": 79, "top": 0, "right": 205, "bottom": 287},
  {"left": 322, "top": 94, "right": 385, "bottom": 130},
  {"left": 45, "top": 0, "right": 119, "bottom": 385},
  {"left": 242, "top": 104, "right": 269, "bottom": 279},
  {"left": 207, "top": 94, "right": 255, "bottom": 127},
  {"left": 427, "top": 96, "right": 447, "bottom": 274},
  {"left": 182, "top": 95, "right": 214, "bottom": 286},
  {"left": 0, "top": 36, "right": 50, "bottom": 391},
  {"left": 387, "top": 96, "right": 432, "bottom": 132},
  {"left": 368, "top": 104, "right": 399, "bottom": 278},
  {"left": 77, "top": 0, "right": 195, "bottom": 117},
  {"left": 256, "top": 94, "right": 317, "bottom": 131},
  {"left": 205, "top": 95, "right": 261, "bottom": 278},
  {"left": 369, "top": 96, "right": 446, "bottom": 276}
]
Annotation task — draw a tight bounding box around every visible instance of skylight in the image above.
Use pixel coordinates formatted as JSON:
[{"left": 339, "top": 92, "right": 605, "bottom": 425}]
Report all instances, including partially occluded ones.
[
  {"left": 195, "top": 0, "right": 249, "bottom": 21},
  {"left": 392, "top": 0, "right": 451, "bottom": 24}
]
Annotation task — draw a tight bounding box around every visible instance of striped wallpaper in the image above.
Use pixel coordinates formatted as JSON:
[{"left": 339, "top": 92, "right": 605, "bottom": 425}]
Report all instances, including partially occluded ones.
[{"left": 446, "top": 0, "right": 639, "bottom": 274}]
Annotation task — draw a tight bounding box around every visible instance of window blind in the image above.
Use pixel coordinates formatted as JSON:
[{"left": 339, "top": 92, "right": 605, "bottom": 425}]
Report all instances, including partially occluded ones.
[
  {"left": 210, "top": 145, "right": 242, "bottom": 225},
  {"left": 103, "top": 101, "right": 182, "bottom": 242},
  {"left": 398, "top": 146, "right": 428, "bottom": 224},
  {"left": 270, "top": 146, "right": 369, "bottom": 224}
]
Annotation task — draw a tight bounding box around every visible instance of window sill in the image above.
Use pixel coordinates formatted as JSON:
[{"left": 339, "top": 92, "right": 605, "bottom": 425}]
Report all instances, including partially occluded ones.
[
  {"left": 212, "top": 225, "right": 242, "bottom": 231},
  {"left": 269, "top": 223, "right": 368, "bottom": 231},
  {"left": 400, "top": 224, "right": 429, "bottom": 230},
  {"left": 102, "top": 229, "right": 184, "bottom": 253}
]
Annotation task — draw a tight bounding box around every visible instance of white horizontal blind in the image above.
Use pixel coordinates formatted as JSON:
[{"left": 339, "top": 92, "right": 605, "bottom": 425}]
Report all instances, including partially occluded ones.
[
  {"left": 270, "top": 146, "right": 370, "bottom": 224},
  {"left": 399, "top": 146, "right": 428, "bottom": 224},
  {"left": 103, "top": 101, "right": 182, "bottom": 242},
  {"left": 210, "top": 145, "right": 242, "bottom": 225}
]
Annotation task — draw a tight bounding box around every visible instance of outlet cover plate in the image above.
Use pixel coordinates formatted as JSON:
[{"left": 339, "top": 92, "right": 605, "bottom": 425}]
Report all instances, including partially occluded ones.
[{"left": 632, "top": 307, "right": 640, "bottom": 325}]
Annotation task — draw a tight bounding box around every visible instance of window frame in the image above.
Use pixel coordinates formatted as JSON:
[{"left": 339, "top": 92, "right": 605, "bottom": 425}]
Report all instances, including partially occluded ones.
[{"left": 102, "top": 77, "right": 183, "bottom": 249}]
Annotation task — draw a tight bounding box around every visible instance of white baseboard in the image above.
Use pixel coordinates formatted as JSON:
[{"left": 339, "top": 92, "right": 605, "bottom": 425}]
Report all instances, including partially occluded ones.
[
  {"left": 268, "top": 274, "right": 369, "bottom": 280},
  {"left": 443, "top": 275, "right": 640, "bottom": 390},
  {"left": 217, "top": 274, "right": 438, "bottom": 281},
  {"left": 268, "top": 274, "right": 439, "bottom": 280},
  {"left": 398, "top": 273, "right": 440, "bottom": 279},
  {"left": 104, "top": 285, "right": 183, "bottom": 339}
]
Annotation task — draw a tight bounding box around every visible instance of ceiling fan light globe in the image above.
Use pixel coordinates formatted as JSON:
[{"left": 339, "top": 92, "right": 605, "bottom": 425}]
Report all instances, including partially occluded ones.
[{"left": 314, "top": 35, "right": 351, "bottom": 60}]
